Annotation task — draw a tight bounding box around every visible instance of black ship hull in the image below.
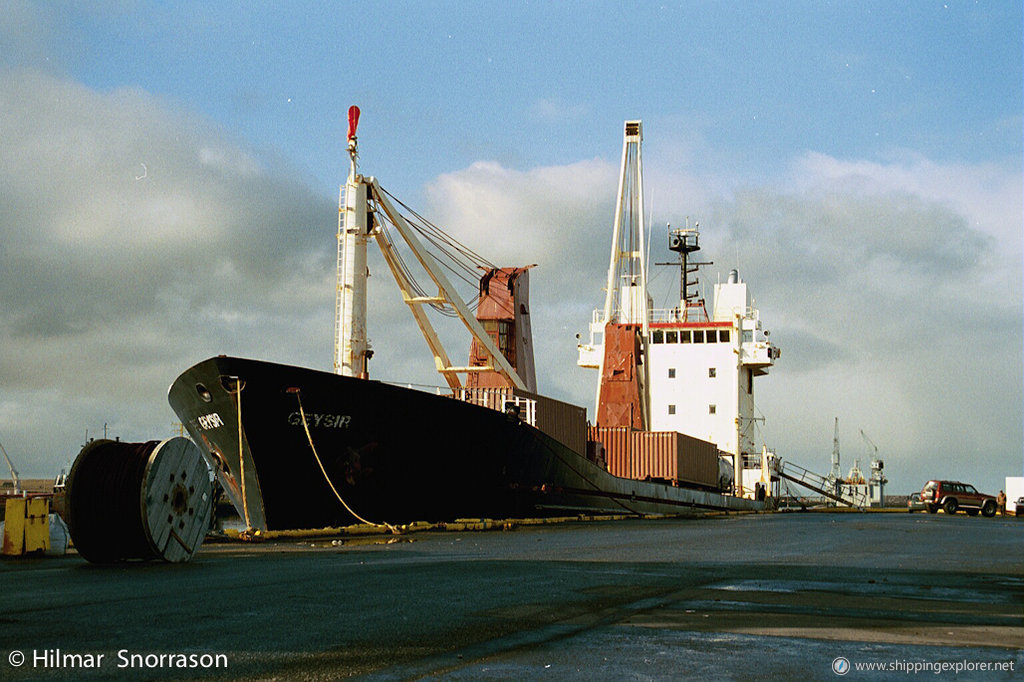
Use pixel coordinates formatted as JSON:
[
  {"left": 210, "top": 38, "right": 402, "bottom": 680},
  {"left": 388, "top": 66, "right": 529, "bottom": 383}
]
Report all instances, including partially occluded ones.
[{"left": 168, "top": 356, "right": 761, "bottom": 530}]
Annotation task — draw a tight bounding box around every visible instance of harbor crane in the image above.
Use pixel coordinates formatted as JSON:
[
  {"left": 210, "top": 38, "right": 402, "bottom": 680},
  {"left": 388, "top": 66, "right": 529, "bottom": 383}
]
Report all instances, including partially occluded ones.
[
  {"left": 860, "top": 429, "right": 878, "bottom": 459},
  {"left": 831, "top": 418, "right": 842, "bottom": 481},
  {"left": 860, "top": 429, "right": 887, "bottom": 493},
  {"left": 0, "top": 437, "right": 23, "bottom": 495}
]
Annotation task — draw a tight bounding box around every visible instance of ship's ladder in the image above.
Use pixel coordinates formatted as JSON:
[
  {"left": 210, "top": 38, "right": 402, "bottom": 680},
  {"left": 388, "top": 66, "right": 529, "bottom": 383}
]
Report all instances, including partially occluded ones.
[{"left": 776, "top": 460, "right": 869, "bottom": 508}]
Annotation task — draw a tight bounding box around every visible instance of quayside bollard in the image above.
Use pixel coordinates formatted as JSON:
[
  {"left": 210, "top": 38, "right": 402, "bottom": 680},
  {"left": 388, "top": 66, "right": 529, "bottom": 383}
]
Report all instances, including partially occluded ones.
[{"left": 66, "top": 437, "right": 212, "bottom": 563}]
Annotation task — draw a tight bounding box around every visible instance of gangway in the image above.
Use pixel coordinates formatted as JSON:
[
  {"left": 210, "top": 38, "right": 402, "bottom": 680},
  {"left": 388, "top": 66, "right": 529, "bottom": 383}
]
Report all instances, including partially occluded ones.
[{"left": 777, "top": 460, "right": 869, "bottom": 508}]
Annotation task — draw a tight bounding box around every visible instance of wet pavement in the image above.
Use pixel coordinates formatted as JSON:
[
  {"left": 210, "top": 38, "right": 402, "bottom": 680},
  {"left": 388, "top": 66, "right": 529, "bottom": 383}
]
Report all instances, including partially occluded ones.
[{"left": 2, "top": 511, "right": 1022, "bottom": 680}]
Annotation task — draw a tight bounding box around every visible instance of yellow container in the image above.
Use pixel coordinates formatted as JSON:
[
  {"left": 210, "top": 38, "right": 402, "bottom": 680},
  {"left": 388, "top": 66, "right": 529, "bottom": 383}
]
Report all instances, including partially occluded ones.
[
  {"left": 2, "top": 498, "right": 26, "bottom": 555},
  {"left": 2, "top": 497, "right": 50, "bottom": 556},
  {"left": 25, "top": 498, "right": 50, "bottom": 553}
]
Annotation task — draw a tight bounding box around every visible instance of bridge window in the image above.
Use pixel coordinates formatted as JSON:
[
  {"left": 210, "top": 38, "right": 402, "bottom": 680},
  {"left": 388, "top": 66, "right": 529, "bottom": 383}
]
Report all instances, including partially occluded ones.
[
  {"left": 665, "top": 331, "right": 678, "bottom": 343},
  {"left": 719, "top": 330, "right": 730, "bottom": 343},
  {"left": 693, "top": 330, "right": 705, "bottom": 343},
  {"left": 652, "top": 330, "right": 664, "bottom": 344},
  {"left": 680, "top": 330, "right": 691, "bottom": 343}
]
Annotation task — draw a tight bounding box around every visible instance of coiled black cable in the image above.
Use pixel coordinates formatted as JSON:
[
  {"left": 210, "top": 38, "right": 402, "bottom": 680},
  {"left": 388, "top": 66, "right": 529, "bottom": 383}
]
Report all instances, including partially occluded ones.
[{"left": 66, "top": 439, "right": 160, "bottom": 563}]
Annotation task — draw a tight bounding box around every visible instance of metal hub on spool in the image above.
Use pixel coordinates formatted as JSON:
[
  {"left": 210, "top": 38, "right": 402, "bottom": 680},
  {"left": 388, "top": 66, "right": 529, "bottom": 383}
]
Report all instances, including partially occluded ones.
[{"left": 141, "top": 438, "right": 213, "bottom": 562}]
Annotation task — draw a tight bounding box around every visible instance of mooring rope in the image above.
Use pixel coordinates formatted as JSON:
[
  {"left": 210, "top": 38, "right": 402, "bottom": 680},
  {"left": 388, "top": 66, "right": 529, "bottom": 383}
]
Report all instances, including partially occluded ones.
[
  {"left": 225, "top": 378, "right": 253, "bottom": 531},
  {"left": 289, "top": 388, "right": 398, "bottom": 534}
]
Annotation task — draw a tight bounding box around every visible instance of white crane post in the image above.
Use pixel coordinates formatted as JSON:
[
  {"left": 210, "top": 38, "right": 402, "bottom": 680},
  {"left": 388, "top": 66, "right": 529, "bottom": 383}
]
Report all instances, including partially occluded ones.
[
  {"left": 335, "top": 106, "right": 370, "bottom": 378},
  {"left": 597, "top": 121, "right": 651, "bottom": 426},
  {"left": 602, "top": 124, "right": 633, "bottom": 325}
]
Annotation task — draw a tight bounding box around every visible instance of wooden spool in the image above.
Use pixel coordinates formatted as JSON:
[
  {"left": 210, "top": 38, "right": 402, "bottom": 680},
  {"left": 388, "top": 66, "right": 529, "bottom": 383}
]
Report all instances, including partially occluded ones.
[{"left": 66, "top": 437, "right": 212, "bottom": 563}]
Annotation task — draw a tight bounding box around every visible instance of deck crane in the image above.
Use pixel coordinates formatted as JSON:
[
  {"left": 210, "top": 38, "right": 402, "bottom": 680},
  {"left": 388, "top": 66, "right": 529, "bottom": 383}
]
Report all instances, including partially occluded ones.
[{"left": 0, "top": 437, "right": 23, "bottom": 495}]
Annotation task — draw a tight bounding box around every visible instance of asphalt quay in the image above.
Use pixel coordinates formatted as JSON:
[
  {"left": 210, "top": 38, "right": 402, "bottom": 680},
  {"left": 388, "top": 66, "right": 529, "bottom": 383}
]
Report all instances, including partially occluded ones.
[{"left": 1, "top": 511, "right": 1022, "bottom": 680}]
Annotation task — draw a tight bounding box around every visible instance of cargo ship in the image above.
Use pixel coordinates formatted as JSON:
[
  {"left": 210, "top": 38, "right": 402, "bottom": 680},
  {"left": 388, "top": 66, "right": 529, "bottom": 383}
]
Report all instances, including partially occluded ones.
[{"left": 168, "top": 112, "right": 777, "bottom": 530}]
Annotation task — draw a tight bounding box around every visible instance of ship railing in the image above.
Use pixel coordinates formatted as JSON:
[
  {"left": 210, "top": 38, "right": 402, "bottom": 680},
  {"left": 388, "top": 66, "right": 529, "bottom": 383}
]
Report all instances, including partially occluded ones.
[
  {"left": 453, "top": 387, "right": 537, "bottom": 427},
  {"left": 649, "top": 308, "right": 685, "bottom": 323},
  {"left": 648, "top": 306, "right": 715, "bottom": 324},
  {"left": 741, "top": 452, "right": 762, "bottom": 468},
  {"left": 589, "top": 307, "right": 716, "bottom": 325},
  {"left": 591, "top": 306, "right": 761, "bottom": 327}
]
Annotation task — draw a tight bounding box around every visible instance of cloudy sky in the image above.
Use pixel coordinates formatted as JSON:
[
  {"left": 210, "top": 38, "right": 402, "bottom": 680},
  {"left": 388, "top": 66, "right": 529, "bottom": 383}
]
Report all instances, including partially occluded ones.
[{"left": 1, "top": 1, "right": 1020, "bottom": 495}]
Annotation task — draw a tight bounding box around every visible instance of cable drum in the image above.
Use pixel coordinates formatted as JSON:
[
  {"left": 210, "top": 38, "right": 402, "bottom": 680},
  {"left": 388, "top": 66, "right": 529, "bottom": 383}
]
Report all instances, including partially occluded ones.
[{"left": 66, "top": 437, "right": 213, "bottom": 563}]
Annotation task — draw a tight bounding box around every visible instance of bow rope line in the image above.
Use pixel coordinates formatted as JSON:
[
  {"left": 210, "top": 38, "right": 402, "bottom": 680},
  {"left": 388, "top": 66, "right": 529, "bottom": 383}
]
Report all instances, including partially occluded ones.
[
  {"left": 290, "top": 388, "right": 398, "bottom": 534},
  {"left": 225, "top": 378, "right": 253, "bottom": 531}
]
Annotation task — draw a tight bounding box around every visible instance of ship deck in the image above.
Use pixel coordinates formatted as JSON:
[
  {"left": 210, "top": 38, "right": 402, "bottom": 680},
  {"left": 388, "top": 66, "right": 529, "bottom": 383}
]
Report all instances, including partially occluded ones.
[{"left": 2, "top": 511, "right": 1021, "bottom": 679}]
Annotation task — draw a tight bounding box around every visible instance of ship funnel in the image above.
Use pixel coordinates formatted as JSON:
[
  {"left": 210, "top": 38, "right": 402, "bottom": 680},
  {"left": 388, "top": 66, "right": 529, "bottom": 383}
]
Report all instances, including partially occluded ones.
[{"left": 728, "top": 269, "right": 739, "bottom": 284}]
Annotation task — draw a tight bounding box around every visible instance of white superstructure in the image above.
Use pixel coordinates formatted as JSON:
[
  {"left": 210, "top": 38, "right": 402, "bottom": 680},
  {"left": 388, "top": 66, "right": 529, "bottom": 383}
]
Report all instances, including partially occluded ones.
[
  {"left": 647, "top": 267, "right": 778, "bottom": 461},
  {"left": 578, "top": 120, "right": 780, "bottom": 498}
]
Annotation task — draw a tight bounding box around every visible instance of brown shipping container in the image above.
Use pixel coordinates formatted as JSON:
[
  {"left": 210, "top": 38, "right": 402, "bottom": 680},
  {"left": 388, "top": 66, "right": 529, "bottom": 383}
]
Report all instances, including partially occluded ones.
[
  {"left": 514, "top": 388, "right": 587, "bottom": 456},
  {"left": 458, "top": 387, "right": 587, "bottom": 455},
  {"left": 589, "top": 426, "right": 719, "bottom": 489},
  {"left": 631, "top": 431, "right": 718, "bottom": 488},
  {"left": 589, "top": 426, "right": 633, "bottom": 479}
]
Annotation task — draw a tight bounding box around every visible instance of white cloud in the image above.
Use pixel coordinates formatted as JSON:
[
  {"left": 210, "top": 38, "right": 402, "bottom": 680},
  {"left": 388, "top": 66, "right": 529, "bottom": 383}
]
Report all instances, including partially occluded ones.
[
  {"left": 0, "top": 69, "right": 335, "bottom": 475},
  {"left": 424, "top": 158, "right": 616, "bottom": 266},
  {"left": 790, "top": 151, "right": 1023, "bottom": 248}
]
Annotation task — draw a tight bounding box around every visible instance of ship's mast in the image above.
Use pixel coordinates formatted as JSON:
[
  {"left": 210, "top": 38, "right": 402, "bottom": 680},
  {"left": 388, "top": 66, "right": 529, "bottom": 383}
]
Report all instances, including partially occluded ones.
[
  {"left": 601, "top": 121, "right": 649, "bottom": 332},
  {"left": 334, "top": 106, "right": 371, "bottom": 378},
  {"left": 664, "top": 221, "right": 712, "bottom": 321}
]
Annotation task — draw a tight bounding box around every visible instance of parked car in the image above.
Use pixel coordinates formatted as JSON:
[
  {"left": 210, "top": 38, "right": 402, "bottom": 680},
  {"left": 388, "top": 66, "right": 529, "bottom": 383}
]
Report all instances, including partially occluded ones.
[{"left": 916, "top": 480, "right": 997, "bottom": 517}]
